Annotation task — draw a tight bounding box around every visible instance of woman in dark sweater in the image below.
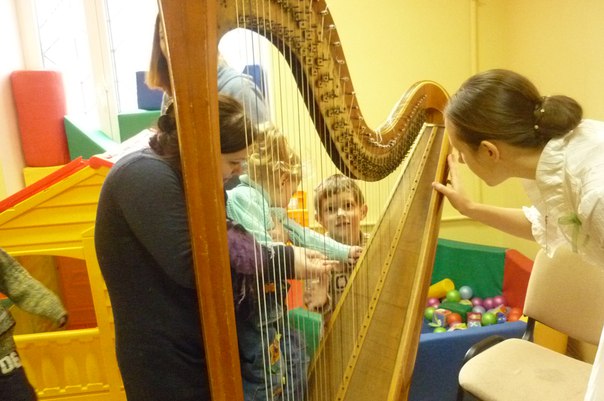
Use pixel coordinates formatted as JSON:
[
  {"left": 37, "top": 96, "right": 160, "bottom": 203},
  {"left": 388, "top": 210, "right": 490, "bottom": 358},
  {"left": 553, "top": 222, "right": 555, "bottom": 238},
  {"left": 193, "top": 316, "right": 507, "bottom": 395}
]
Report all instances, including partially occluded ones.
[{"left": 95, "top": 96, "right": 334, "bottom": 401}]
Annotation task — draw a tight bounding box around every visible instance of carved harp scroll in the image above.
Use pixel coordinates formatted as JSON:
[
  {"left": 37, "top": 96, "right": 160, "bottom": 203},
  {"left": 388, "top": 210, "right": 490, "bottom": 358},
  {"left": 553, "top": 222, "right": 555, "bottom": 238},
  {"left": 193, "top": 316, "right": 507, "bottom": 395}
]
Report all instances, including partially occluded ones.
[{"left": 158, "top": 0, "right": 449, "bottom": 400}]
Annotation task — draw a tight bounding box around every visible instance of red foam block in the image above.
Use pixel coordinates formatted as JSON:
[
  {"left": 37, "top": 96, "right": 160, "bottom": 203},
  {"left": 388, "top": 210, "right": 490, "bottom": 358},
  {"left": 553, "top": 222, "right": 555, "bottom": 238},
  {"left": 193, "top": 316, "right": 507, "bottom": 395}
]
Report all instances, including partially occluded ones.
[
  {"left": 502, "top": 249, "right": 534, "bottom": 310},
  {"left": 10, "top": 70, "right": 70, "bottom": 166}
]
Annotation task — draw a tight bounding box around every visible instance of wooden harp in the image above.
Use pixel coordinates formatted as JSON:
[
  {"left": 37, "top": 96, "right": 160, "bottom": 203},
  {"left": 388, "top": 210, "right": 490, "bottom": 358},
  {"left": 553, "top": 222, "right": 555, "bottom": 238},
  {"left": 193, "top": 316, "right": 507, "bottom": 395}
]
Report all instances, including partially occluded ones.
[{"left": 158, "top": 1, "right": 449, "bottom": 400}]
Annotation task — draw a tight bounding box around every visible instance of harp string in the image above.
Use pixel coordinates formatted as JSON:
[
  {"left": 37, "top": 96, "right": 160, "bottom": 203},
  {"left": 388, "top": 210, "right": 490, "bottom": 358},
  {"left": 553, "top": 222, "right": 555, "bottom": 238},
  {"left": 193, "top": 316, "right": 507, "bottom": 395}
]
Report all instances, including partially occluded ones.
[
  {"left": 232, "top": 4, "right": 268, "bottom": 399},
  {"left": 267, "top": 3, "right": 307, "bottom": 398},
  {"left": 228, "top": 2, "right": 308, "bottom": 400},
  {"left": 234, "top": 2, "right": 345, "bottom": 399},
  {"left": 210, "top": 1, "right": 447, "bottom": 400}
]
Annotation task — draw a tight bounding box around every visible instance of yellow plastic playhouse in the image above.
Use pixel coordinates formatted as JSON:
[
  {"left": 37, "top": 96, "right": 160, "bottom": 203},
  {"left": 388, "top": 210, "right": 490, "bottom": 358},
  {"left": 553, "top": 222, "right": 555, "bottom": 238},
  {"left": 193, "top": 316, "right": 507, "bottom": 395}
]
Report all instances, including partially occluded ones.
[{"left": 0, "top": 157, "right": 126, "bottom": 401}]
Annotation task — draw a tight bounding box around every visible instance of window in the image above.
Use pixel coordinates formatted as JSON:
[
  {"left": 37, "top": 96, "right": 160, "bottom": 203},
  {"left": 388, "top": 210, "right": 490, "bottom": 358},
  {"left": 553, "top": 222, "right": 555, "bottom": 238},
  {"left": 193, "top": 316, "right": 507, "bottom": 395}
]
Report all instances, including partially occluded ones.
[
  {"left": 105, "top": 0, "right": 158, "bottom": 112},
  {"left": 24, "top": 1, "right": 267, "bottom": 141},
  {"left": 35, "top": 0, "right": 99, "bottom": 126},
  {"left": 31, "top": 0, "right": 157, "bottom": 140}
]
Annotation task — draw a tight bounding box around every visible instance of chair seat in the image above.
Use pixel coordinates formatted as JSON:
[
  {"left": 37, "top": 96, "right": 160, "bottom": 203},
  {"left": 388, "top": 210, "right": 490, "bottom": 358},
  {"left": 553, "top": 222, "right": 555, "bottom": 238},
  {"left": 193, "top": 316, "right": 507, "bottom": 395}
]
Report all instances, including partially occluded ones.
[{"left": 459, "top": 338, "right": 592, "bottom": 401}]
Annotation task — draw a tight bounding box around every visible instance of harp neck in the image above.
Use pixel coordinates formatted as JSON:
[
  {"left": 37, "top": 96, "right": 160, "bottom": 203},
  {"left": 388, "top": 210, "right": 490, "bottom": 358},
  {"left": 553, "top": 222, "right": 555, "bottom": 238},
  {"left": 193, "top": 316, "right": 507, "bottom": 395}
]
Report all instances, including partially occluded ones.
[{"left": 217, "top": 0, "right": 448, "bottom": 181}]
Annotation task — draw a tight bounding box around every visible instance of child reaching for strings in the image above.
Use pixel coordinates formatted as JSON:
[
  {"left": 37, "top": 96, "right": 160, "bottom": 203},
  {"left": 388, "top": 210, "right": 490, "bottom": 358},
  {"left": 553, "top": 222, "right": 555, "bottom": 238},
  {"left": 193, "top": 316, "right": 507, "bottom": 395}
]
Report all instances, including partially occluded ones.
[
  {"left": 226, "top": 127, "right": 362, "bottom": 312},
  {"left": 313, "top": 174, "right": 369, "bottom": 317}
]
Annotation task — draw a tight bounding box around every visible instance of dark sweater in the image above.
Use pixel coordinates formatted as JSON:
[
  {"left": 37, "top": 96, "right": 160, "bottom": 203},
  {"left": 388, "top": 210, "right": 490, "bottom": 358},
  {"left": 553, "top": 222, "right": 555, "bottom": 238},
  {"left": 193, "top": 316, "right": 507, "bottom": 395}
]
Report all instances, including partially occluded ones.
[{"left": 95, "top": 149, "right": 294, "bottom": 401}]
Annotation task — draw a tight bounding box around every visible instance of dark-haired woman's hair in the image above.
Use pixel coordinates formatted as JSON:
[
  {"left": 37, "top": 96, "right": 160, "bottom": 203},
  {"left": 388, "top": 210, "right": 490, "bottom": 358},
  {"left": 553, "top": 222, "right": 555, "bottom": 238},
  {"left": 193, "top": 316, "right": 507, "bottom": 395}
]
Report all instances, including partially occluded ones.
[
  {"left": 148, "top": 103, "right": 180, "bottom": 168},
  {"left": 218, "top": 95, "right": 257, "bottom": 154},
  {"left": 445, "top": 69, "right": 583, "bottom": 149},
  {"left": 149, "top": 95, "right": 256, "bottom": 169}
]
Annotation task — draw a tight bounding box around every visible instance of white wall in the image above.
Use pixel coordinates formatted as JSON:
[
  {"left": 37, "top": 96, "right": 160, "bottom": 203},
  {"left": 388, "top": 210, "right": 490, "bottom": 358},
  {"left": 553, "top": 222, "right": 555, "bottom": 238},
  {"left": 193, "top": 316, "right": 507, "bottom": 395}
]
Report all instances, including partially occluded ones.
[{"left": 0, "top": 0, "right": 25, "bottom": 198}]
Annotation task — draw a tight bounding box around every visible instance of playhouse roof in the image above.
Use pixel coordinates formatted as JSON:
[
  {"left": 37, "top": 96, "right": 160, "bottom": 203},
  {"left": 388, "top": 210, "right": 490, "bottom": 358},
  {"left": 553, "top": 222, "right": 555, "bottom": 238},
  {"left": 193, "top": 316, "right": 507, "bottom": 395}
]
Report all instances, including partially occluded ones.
[{"left": 0, "top": 157, "right": 113, "bottom": 257}]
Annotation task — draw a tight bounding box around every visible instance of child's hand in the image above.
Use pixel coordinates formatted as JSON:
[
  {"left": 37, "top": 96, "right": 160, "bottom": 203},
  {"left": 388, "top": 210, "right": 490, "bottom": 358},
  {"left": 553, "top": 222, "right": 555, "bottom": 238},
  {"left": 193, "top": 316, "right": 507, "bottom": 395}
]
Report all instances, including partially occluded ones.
[
  {"left": 348, "top": 246, "right": 363, "bottom": 264},
  {"left": 292, "top": 247, "right": 338, "bottom": 279},
  {"left": 269, "top": 221, "right": 289, "bottom": 243},
  {"left": 57, "top": 314, "right": 68, "bottom": 328},
  {"left": 303, "top": 275, "right": 331, "bottom": 312}
]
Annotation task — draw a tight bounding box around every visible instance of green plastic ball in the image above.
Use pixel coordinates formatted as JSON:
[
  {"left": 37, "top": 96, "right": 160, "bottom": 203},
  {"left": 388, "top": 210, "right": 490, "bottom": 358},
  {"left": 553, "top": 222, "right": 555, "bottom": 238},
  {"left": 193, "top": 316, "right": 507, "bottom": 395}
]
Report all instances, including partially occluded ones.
[
  {"left": 481, "top": 312, "right": 497, "bottom": 326},
  {"left": 445, "top": 289, "right": 461, "bottom": 303},
  {"left": 424, "top": 306, "right": 436, "bottom": 321}
]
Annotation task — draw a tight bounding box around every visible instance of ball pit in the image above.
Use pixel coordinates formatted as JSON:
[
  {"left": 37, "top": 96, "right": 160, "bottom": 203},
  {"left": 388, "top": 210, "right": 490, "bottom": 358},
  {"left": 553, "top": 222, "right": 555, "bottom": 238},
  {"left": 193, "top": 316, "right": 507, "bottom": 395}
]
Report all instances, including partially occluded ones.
[{"left": 424, "top": 283, "right": 525, "bottom": 331}]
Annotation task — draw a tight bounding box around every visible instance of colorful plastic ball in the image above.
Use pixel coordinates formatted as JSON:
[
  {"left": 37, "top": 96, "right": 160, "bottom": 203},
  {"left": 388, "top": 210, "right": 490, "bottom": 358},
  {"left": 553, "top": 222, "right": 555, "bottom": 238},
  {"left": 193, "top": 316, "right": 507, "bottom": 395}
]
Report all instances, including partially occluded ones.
[
  {"left": 496, "top": 312, "right": 507, "bottom": 324},
  {"left": 445, "top": 289, "right": 461, "bottom": 303},
  {"left": 472, "top": 305, "right": 486, "bottom": 314},
  {"left": 446, "top": 312, "right": 463, "bottom": 327},
  {"left": 509, "top": 306, "right": 523, "bottom": 315},
  {"left": 426, "top": 297, "right": 440, "bottom": 307},
  {"left": 493, "top": 295, "right": 507, "bottom": 307},
  {"left": 459, "top": 299, "right": 473, "bottom": 307},
  {"left": 481, "top": 312, "right": 497, "bottom": 326},
  {"left": 471, "top": 297, "right": 483, "bottom": 307},
  {"left": 507, "top": 306, "right": 523, "bottom": 322},
  {"left": 483, "top": 297, "right": 495, "bottom": 310},
  {"left": 488, "top": 305, "right": 506, "bottom": 315},
  {"left": 433, "top": 327, "right": 447, "bottom": 333},
  {"left": 424, "top": 306, "right": 436, "bottom": 321},
  {"left": 459, "top": 285, "right": 473, "bottom": 300}
]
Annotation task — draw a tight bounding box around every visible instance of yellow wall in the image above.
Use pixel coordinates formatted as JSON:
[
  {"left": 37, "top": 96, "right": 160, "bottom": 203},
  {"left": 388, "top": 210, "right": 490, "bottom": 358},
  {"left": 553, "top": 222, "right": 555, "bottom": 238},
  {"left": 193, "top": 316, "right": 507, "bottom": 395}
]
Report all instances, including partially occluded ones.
[
  {"left": 237, "top": 0, "right": 604, "bottom": 259},
  {"left": 3, "top": 0, "right": 604, "bottom": 259},
  {"left": 305, "top": 0, "right": 604, "bottom": 259},
  {"left": 267, "top": 1, "right": 474, "bottom": 236},
  {"left": 278, "top": 0, "right": 530, "bottom": 253},
  {"left": 478, "top": 0, "right": 604, "bottom": 121},
  {"left": 325, "top": 0, "right": 472, "bottom": 126},
  {"left": 470, "top": 0, "right": 604, "bottom": 257}
]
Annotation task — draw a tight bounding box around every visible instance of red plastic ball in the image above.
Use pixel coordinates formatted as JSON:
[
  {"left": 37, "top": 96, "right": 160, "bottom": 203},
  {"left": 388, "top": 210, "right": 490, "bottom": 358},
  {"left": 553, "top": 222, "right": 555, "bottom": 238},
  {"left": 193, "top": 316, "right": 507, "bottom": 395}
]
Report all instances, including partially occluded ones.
[
  {"left": 446, "top": 312, "right": 463, "bottom": 326},
  {"left": 507, "top": 306, "right": 523, "bottom": 322},
  {"left": 509, "top": 306, "right": 523, "bottom": 315}
]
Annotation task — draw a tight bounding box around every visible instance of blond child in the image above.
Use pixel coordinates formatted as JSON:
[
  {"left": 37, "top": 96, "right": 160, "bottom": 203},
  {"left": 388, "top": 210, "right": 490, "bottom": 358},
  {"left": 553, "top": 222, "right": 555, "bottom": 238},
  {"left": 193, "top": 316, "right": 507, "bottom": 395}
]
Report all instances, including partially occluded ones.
[
  {"left": 226, "top": 128, "right": 361, "bottom": 310},
  {"left": 314, "top": 174, "right": 369, "bottom": 311}
]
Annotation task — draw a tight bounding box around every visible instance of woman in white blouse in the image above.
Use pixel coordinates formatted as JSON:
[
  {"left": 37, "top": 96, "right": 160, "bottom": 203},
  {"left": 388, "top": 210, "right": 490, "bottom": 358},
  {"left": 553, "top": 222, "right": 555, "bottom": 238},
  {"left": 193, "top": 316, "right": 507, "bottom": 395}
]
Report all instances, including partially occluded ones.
[{"left": 432, "top": 69, "right": 604, "bottom": 401}]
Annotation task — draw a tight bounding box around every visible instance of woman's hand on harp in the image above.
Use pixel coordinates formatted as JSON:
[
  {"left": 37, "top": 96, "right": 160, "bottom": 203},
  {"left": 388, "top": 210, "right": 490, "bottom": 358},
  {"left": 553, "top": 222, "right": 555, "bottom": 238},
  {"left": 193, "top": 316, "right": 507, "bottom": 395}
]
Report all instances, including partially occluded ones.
[
  {"left": 292, "top": 247, "right": 339, "bottom": 279},
  {"left": 432, "top": 153, "right": 475, "bottom": 217}
]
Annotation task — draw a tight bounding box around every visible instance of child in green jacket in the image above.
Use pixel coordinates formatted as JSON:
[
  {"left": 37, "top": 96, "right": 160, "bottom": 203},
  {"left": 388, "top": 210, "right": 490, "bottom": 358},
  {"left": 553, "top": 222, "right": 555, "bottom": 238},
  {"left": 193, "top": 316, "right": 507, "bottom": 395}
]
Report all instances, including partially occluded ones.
[{"left": 0, "top": 248, "right": 67, "bottom": 401}]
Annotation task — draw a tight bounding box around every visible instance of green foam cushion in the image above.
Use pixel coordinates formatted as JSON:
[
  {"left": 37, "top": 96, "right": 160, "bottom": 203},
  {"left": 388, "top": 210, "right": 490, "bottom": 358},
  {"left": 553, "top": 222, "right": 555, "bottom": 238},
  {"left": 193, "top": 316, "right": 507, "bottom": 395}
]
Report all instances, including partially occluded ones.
[
  {"left": 431, "top": 238, "right": 506, "bottom": 299},
  {"left": 288, "top": 307, "right": 323, "bottom": 359},
  {"left": 118, "top": 110, "right": 161, "bottom": 142}
]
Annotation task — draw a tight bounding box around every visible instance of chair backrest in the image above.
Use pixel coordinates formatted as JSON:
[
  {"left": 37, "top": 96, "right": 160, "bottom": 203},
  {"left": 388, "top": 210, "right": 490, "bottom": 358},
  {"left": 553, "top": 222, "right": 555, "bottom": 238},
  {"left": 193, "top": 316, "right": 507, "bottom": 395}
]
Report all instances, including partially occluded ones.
[{"left": 524, "top": 245, "right": 604, "bottom": 345}]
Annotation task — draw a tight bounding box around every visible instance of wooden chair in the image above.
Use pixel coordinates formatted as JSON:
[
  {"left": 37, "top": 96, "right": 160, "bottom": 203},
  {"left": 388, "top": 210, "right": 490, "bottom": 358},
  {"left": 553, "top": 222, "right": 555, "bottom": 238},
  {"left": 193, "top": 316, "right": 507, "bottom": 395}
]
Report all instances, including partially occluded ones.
[{"left": 456, "top": 244, "right": 604, "bottom": 401}]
